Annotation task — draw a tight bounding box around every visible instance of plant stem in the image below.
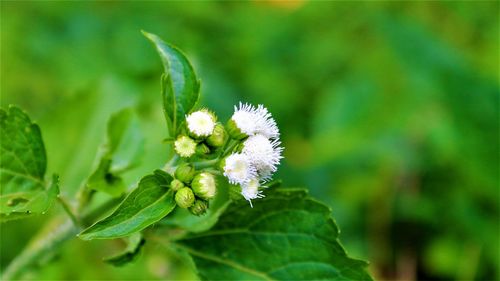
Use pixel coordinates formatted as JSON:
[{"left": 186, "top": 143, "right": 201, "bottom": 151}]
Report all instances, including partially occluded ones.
[
  {"left": 57, "top": 195, "right": 80, "bottom": 226},
  {"left": 193, "top": 158, "right": 220, "bottom": 169},
  {"left": 163, "top": 154, "right": 179, "bottom": 175},
  {"left": 3, "top": 155, "right": 181, "bottom": 280},
  {"left": 2, "top": 196, "right": 123, "bottom": 281}
]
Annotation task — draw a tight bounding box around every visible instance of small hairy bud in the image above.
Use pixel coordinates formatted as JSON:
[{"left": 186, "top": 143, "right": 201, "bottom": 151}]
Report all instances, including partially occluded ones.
[
  {"left": 171, "top": 179, "right": 184, "bottom": 191},
  {"left": 175, "top": 187, "right": 195, "bottom": 208},
  {"left": 206, "top": 123, "right": 227, "bottom": 147},
  {"left": 175, "top": 163, "right": 196, "bottom": 184},
  {"left": 174, "top": 135, "right": 196, "bottom": 158},
  {"left": 191, "top": 172, "right": 217, "bottom": 200},
  {"left": 189, "top": 199, "right": 209, "bottom": 216},
  {"left": 195, "top": 143, "right": 211, "bottom": 156}
]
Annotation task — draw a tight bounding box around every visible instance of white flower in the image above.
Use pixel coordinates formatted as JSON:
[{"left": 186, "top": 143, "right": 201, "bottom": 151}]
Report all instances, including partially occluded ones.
[
  {"left": 186, "top": 110, "right": 216, "bottom": 137},
  {"left": 230, "top": 103, "right": 259, "bottom": 136},
  {"left": 254, "top": 105, "right": 279, "bottom": 139},
  {"left": 174, "top": 136, "right": 196, "bottom": 158},
  {"left": 242, "top": 134, "right": 283, "bottom": 177},
  {"left": 230, "top": 103, "right": 280, "bottom": 140},
  {"left": 241, "top": 178, "right": 264, "bottom": 207},
  {"left": 223, "top": 153, "right": 256, "bottom": 185}
]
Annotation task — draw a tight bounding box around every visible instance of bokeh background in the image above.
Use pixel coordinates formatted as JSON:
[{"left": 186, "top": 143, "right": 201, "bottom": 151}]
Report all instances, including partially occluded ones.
[{"left": 1, "top": 1, "right": 499, "bottom": 280}]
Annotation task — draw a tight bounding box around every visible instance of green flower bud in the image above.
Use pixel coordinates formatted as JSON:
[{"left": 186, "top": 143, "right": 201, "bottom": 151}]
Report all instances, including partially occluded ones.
[
  {"left": 226, "top": 119, "right": 247, "bottom": 140},
  {"left": 191, "top": 172, "right": 217, "bottom": 200},
  {"left": 189, "top": 199, "right": 209, "bottom": 216},
  {"left": 174, "top": 135, "right": 196, "bottom": 158},
  {"left": 171, "top": 179, "right": 184, "bottom": 191},
  {"left": 175, "top": 187, "right": 195, "bottom": 208},
  {"left": 195, "top": 143, "right": 210, "bottom": 156},
  {"left": 175, "top": 163, "right": 196, "bottom": 184},
  {"left": 206, "top": 123, "right": 227, "bottom": 148}
]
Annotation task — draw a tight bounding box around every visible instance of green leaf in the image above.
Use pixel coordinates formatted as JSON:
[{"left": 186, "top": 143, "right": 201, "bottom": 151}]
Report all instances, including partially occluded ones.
[
  {"left": 142, "top": 31, "right": 201, "bottom": 136},
  {"left": 79, "top": 170, "right": 175, "bottom": 240},
  {"left": 0, "top": 106, "right": 58, "bottom": 221},
  {"left": 0, "top": 175, "right": 59, "bottom": 222},
  {"left": 87, "top": 108, "right": 144, "bottom": 197},
  {"left": 175, "top": 188, "right": 372, "bottom": 280},
  {"left": 104, "top": 233, "right": 146, "bottom": 267}
]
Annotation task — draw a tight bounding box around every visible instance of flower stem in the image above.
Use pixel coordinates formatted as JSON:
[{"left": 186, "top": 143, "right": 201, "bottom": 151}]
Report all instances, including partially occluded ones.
[{"left": 2, "top": 197, "right": 122, "bottom": 281}]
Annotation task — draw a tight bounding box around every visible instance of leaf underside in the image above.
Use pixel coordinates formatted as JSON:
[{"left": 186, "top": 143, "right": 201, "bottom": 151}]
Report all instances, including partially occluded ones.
[
  {"left": 79, "top": 170, "right": 175, "bottom": 240},
  {"left": 87, "top": 108, "right": 143, "bottom": 197},
  {"left": 176, "top": 189, "right": 372, "bottom": 281},
  {"left": 104, "top": 233, "right": 146, "bottom": 267},
  {"left": 0, "top": 106, "right": 58, "bottom": 222}
]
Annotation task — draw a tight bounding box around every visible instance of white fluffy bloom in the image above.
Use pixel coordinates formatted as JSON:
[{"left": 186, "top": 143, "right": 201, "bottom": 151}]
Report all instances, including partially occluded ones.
[
  {"left": 254, "top": 105, "right": 279, "bottom": 139},
  {"left": 231, "top": 103, "right": 280, "bottom": 139},
  {"left": 174, "top": 136, "right": 196, "bottom": 158},
  {"left": 223, "top": 153, "right": 256, "bottom": 185},
  {"left": 186, "top": 110, "right": 215, "bottom": 137},
  {"left": 231, "top": 103, "right": 259, "bottom": 136},
  {"left": 242, "top": 134, "right": 283, "bottom": 177},
  {"left": 241, "top": 178, "right": 264, "bottom": 207}
]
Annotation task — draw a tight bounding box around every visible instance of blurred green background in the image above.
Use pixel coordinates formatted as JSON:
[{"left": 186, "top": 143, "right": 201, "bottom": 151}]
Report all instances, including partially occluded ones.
[{"left": 1, "top": 1, "right": 498, "bottom": 280}]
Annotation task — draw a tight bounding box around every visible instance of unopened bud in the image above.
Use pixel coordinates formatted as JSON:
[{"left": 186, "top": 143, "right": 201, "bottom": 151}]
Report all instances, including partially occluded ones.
[
  {"left": 175, "top": 187, "right": 195, "bottom": 208},
  {"left": 189, "top": 199, "right": 209, "bottom": 216},
  {"left": 171, "top": 179, "right": 184, "bottom": 191},
  {"left": 191, "top": 172, "right": 217, "bottom": 200},
  {"left": 226, "top": 119, "right": 247, "bottom": 140},
  {"left": 175, "top": 163, "right": 196, "bottom": 184},
  {"left": 196, "top": 143, "right": 210, "bottom": 156},
  {"left": 206, "top": 123, "right": 227, "bottom": 148}
]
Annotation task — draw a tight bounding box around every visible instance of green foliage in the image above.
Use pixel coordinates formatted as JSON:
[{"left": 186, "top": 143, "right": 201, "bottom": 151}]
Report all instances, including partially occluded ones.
[
  {"left": 0, "top": 106, "right": 59, "bottom": 222},
  {"left": 143, "top": 31, "right": 201, "bottom": 136},
  {"left": 104, "top": 233, "right": 146, "bottom": 267},
  {"left": 176, "top": 188, "right": 372, "bottom": 280},
  {"left": 1, "top": 2, "right": 498, "bottom": 280},
  {"left": 79, "top": 170, "right": 175, "bottom": 240},
  {"left": 87, "top": 108, "right": 144, "bottom": 197}
]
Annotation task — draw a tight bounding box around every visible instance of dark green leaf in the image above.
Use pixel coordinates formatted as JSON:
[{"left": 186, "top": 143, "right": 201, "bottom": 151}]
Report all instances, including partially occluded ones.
[
  {"left": 142, "top": 31, "right": 201, "bottom": 136},
  {"left": 104, "top": 233, "right": 146, "bottom": 267},
  {"left": 175, "top": 188, "right": 372, "bottom": 280},
  {"left": 0, "top": 106, "right": 58, "bottom": 221},
  {"left": 87, "top": 108, "right": 143, "bottom": 197},
  {"left": 79, "top": 172, "right": 175, "bottom": 240}
]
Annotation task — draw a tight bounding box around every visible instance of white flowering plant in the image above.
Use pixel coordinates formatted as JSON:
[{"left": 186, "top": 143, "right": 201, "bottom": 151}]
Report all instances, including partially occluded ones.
[{"left": 0, "top": 32, "right": 372, "bottom": 280}]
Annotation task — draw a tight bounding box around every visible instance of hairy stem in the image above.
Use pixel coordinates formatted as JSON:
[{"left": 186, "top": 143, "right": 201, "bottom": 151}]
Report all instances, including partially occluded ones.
[
  {"left": 2, "top": 197, "right": 122, "bottom": 280},
  {"left": 3, "top": 155, "right": 180, "bottom": 280}
]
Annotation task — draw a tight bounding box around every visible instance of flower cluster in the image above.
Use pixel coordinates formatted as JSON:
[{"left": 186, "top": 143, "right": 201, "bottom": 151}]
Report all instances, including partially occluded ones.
[
  {"left": 223, "top": 103, "right": 283, "bottom": 206},
  {"left": 171, "top": 103, "right": 282, "bottom": 210}
]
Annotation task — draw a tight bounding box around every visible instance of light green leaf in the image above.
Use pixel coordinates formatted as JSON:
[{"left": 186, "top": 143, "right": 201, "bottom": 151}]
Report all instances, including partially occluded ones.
[
  {"left": 0, "top": 106, "right": 58, "bottom": 221},
  {"left": 87, "top": 108, "right": 144, "bottom": 197},
  {"left": 175, "top": 188, "right": 372, "bottom": 281},
  {"left": 142, "top": 31, "right": 201, "bottom": 136},
  {"left": 79, "top": 170, "right": 175, "bottom": 240},
  {"left": 104, "top": 233, "right": 146, "bottom": 267}
]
